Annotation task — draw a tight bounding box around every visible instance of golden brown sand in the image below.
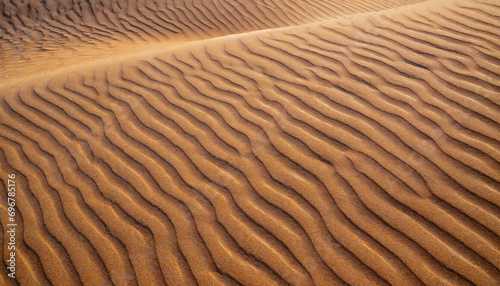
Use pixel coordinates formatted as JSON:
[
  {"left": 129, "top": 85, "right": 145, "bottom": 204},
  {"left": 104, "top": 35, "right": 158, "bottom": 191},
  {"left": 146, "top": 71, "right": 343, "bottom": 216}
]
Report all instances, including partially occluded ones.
[{"left": 0, "top": 0, "right": 499, "bottom": 285}]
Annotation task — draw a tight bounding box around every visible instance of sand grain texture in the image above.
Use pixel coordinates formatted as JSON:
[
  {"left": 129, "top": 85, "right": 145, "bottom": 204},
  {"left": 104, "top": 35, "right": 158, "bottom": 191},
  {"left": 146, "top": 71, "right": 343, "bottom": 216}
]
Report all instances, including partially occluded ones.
[{"left": 1, "top": 0, "right": 499, "bottom": 285}]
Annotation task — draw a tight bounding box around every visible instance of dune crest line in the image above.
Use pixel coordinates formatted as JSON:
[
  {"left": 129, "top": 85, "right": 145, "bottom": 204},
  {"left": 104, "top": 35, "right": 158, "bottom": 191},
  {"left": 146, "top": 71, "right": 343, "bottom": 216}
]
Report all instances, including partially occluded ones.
[{"left": 0, "top": 0, "right": 424, "bottom": 81}]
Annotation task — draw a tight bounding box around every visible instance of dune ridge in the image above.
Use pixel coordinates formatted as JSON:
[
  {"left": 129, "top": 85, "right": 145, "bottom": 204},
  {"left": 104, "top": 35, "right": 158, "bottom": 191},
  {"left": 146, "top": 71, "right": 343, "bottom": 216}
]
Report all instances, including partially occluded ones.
[
  {"left": 0, "top": 0, "right": 425, "bottom": 80},
  {"left": 1, "top": 0, "right": 425, "bottom": 45},
  {"left": 1, "top": 0, "right": 500, "bottom": 285}
]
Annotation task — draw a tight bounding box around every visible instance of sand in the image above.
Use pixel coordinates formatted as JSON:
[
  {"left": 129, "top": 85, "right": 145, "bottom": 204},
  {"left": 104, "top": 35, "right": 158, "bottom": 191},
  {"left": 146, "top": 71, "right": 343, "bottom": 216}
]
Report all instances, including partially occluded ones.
[{"left": 0, "top": 0, "right": 499, "bottom": 285}]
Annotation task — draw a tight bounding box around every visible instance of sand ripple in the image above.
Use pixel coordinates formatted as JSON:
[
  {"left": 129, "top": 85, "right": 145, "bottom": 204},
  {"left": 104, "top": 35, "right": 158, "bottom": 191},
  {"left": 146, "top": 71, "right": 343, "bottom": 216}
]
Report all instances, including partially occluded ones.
[{"left": 1, "top": 0, "right": 499, "bottom": 285}]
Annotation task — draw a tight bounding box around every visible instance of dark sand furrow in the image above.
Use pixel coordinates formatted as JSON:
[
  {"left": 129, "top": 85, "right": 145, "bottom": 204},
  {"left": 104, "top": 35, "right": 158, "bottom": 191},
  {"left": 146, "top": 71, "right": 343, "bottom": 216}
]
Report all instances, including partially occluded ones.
[
  {"left": 110, "top": 77, "right": 318, "bottom": 286},
  {"left": 188, "top": 1, "right": 230, "bottom": 31},
  {"left": 154, "top": 31, "right": 498, "bottom": 284},
  {"left": 132, "top": 59, "right": 335, "bottom": 249},
  {"left": 268, "top": 20, "right": 494, "bottom": 210},
  {"left": 7, "top": 91, "right": 170, "bottom": 285},
  {"left": 449, "top": 3, "right": 500, "bottom": 35},
  {"left": 336, "top": 48, "right": 500, "bottom": 171},
  {"left": 183, "top": 0, "right": 234, "bottom": 32},
  {"left": 373, "top": 15, "right": 500, "bottom": 114},
  {"left": 377, "top": 18, "right": 500, "bottom": 99},
  {"left": 270, "top": 2, "right": 315, "bottom": 24},
  {"left": 156, "top": 53, "right": 434, "bottom": 284},
  {"left": 320, "top": 0, "right": 359, "bottom": 15},
  {"left": 190, "top": 44, "right": 431, "bottom": 208},
  {"left": 347, "top": 159, "right": 498, "bottom": 285},
  {"left": 131, "top": 64, "right": 244, "bottom": 156},
  {"left": 344, "top": 155, "right": 500, "bottom": 283},
  {"left": 90, "top": 13, "right": 139, "bottom": 42},
  {"left": 115, "top": 16, "right": 158, "bottom": 42},
  {"left": 233, "top": 59, "right": 500, "bottom": 244},
  {"left": 254, "top": 36, "right": 485, "bottom": 190},
  {"left": 247, "top": 4, "right": 289, "bottom": 27},
  {"left": 356, "top": 26, "right": 497, "bottom": 132},
  {"left": 0, "top": 136, "right": 83, "bottom": 285},
  {"left": 0, "top": 104, "right": 142, "bottom": 285},
  {"left": 177, "top": 0, "right": 222, "bottom": 31},
  {"left": 219, "top": 2, "right": 260, "bottom": 31},
  {"left": 265, "top": 130, "right": 470, "bottom": 285},
  {"left": 368, "top": 17, "right": 479, "bottom": 61},
  {"left": 188, "top": 60, "right": 434, "bottom": 286},
  {"left": 43, "top": 80, "right": 204, "bottom": 285},
  {"left": 103, "top": 79, "right": 295, "bottom": 286},
  {"left": 175, "top": 83, "right": 389, "bottom": 285},
  {"left": 0, "top": 158, "right": 52, "bottom": 286},
  {"left": 261, "top": 44, "right": 500, "bottom": 238},
  {"left": 319, "top": 25, "right": 500, "bottom": 137},
  {"left": 435, "top": 64, "right": 500, "bottom": 112},
  {"left": 40, "top": 19, "right": 89, "bottom": 43},
  {"left": 299, "top": 29, "right": 500, "bottom": 163},
  {"left": 349, "top": 153, "right": 500, "bottom": 270},
  {"left": 215, "top": 1, "right": 263, "bottom": 30},
  {"left": 189, "top": 13, "right": 498, "bottom": 284},
  {"left": 63, "top": 68, "right": 288, "bottom": 284},
  {"left": 195, "top": 62, "right": 496, "bottom": 284},
  {"left": 193, "top": 2, "right": 239, "bottom": 33},
  {"left": 300, "top": 26, "right": 500, "bottom": 209},
  {"left": 138, "top": 57, "right": 381, "bottom": 285},
  {"left": 123, "top": 6, "right": 175, "bottom": 38},
  {"left": 464, "top": 0, "right": 500, "bottom": 14},
  {"left": 167, "top": 8, "right": 212, "bottom": 37},
  {"left": 0, "top": 127, "right": 114, "bottom": 285},
  {"left": 285, "top": 0, "right": 340, "bottom": 23},
  {"left": 118, "top": 15, "right": 166, "bottom": 41},
  {"left": 140, "top": 5, "right": 184, "bottom": 34},
  {"left": 8, "top": 235, "right": 50, "bottom": 285},
  {"left": 164, "top": 0, "right": 214, "bottom": 36},
  {"left": 227, "top": 35, "right": 442, "bottom": 197},
  {"left": 50, "top": 84, "right": 235, "bottom": 286},
  {"left": 132, "top": 58, "right": 352, "bottom": 285},
  {"left": 308, "top": 153, "right": 476, "bottom": 285},
  {"left": 98, "top": 11, "right": 140, "bottom": 42},
  {"left": 400, "top": 11, "right": 500, "bottom": 56},
  {"left": 34, "top": 21, "right": 75, "bottom": 42},
  {"left": 390, "top": 8, "right": 500, "bottom": 50},
  {"left": 156, "top": 1, "right": 197, "bottom": 31},
  {"left": 322, "top": 43, "right": 500, "bottom": 180},
  {"left": 198, "top": 49, "right": 431, "bottom": 285},
  {"left": 7, "top": 87, "right": 221, "bottom": 286},
  {"left": 229, "top": 0, "right": 282, "bottom": 29},
  {"left": 265, "top": 78, "right": 500, "bottom": 267}
]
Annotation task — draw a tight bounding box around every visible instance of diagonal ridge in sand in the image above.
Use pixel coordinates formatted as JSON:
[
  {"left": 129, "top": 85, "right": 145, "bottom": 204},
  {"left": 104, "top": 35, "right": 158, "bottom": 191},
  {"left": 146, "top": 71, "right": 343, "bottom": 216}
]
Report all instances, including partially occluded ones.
[
  {"left": 0, "top": 0, "right": 425, "bottom": 81},
  {"left": 1, "top": 0, "right": 499, "bottom": 285}
]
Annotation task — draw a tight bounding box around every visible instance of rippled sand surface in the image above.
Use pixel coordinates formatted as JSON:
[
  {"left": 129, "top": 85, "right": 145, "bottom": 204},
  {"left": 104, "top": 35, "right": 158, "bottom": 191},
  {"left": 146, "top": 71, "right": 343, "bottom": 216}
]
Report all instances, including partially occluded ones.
[{"left": 1, "top": 0, "right": 499, "bottom": 285}]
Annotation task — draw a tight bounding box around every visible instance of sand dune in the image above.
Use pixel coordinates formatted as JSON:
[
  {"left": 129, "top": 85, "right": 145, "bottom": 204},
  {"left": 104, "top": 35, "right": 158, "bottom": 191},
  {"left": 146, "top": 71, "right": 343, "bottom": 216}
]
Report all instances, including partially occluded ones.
[
  {"left": 1, "top": 0, "right": 499, "bottom": 285},
  {"left": 0, "top": 0, "right": 423, "bottom": 80}
]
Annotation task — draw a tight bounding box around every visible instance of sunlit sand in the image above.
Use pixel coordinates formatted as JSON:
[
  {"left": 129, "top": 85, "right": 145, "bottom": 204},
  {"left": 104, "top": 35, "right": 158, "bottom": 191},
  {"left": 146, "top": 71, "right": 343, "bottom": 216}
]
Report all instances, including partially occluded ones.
[{"left": 1, "top": 0, "right": 499, "bottom": 285}]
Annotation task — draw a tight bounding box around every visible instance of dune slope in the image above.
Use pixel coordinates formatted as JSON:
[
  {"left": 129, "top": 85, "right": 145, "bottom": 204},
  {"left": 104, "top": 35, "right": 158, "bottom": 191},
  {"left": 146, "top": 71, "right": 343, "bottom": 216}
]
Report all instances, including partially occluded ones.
[
  {"left": 0, "top": 0, "right": 424, "bottom": 80},
  {"left": 1, "top": 0, "right": 500, "bottom": 285}
]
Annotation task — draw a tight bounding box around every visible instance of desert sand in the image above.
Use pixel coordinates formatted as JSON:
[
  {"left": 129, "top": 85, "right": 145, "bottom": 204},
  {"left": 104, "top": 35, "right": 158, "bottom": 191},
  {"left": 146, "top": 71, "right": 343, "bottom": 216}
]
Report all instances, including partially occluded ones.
[{"left": 0, "top": 0, "right": 499, "bottom": 285}]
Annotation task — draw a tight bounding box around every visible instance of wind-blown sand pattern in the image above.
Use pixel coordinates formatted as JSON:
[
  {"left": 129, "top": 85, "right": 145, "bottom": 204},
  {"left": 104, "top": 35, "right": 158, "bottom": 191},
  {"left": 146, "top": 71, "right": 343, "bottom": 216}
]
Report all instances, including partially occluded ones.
[
  {"left": 0, "top": 0, "right": 422, "bottom": 79},
  {"left": 1, "top": 0, "right": 499, "bottom": 285}
]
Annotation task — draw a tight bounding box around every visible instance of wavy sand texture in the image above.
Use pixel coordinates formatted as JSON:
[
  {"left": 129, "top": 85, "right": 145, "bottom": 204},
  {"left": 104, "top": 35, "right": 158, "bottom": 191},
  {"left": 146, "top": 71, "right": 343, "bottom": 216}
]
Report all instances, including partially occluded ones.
[
  {"left": 1, "top": 0, "right": 500, "bottom": 285},
  {"left": 0, "top": 0, "right": 423, "bottom": 80}
]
